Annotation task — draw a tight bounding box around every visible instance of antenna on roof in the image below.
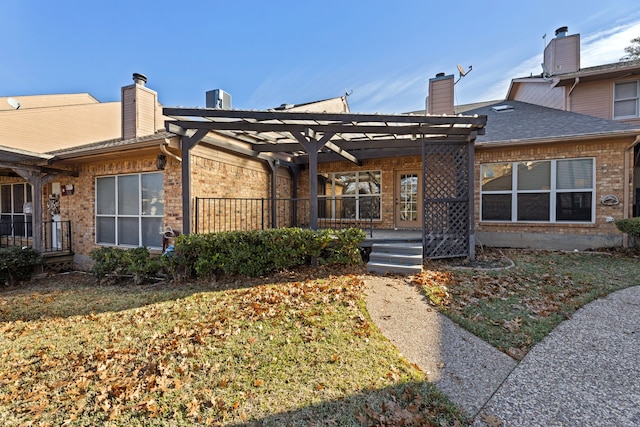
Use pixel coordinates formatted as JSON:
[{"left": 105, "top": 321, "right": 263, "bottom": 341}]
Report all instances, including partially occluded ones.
[
  {"left": 454, "top": 65, "right": 473, "bottom": 84},
  {"left": 344, "top": 89, "right": 353, "bottom": 97},
  {"left": 6, "top": 97, "right": 21, "bottom": 110}
]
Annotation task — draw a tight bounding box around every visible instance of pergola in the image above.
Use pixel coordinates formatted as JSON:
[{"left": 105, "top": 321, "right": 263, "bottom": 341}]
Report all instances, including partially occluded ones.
[{"left": 164, "top": 107, "right": 487, "bottom": 258}]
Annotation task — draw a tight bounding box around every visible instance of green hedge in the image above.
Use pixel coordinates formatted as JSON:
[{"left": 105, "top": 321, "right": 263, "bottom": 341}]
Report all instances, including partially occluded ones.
[
  {"left": 90, "top": 246, "right": 161, "bottom": 285},
  {"left": 0, "top": 247, "right": 43, "bottom": 286},
  {"left": 164, "top": 227, "right": 366, "bottom": 279},
  {"left": 615, "top": 217, "right": 640, "bottom": 237}
]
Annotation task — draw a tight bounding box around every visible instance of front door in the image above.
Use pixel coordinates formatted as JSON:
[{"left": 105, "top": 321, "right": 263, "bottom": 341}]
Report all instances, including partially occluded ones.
[{"left": 395, "top": 170, "right": 421, "bottom": 228}]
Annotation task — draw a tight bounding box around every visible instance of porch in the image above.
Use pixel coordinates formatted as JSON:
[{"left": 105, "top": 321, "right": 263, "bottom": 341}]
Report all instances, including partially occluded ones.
[{"left": 1, "top": 220, "right": 74, "bottom": 272}]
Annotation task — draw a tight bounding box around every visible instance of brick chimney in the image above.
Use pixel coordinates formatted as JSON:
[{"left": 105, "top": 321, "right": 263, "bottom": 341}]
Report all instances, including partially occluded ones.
[
  {"left": 427, "top": 73, "right": 455, "bottom": 115},
  {"left": 543, "top": 26, "right": 580, "bottom": 76},
  {"left": 121, "top": 73, "right": 159, "bottom": 140}
]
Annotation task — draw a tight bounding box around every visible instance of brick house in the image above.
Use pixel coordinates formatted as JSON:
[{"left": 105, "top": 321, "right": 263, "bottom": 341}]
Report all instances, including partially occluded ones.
[
  {"left": 1, "top": 73, "right": 486, "bottom": 267},
  {"left": 469, "top": 26, "right": 640, "bottom": 249}
]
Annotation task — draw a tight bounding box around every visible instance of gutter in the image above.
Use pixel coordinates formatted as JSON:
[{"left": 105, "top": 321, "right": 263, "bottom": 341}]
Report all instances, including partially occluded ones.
[
  {"left": 161, "top": 138, "right": 182, "bottom": 162},
  {"left": 475, "top": 130, "right": 638, "bottom": 149},
  {"left": 567, "top": 77, "right": 580, "bottom": 110}
]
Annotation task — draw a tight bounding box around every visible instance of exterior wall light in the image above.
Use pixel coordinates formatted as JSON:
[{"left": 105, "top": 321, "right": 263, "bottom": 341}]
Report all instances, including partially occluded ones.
[{"left": 156, "top": 154, "right": 167, "bottom": 170}]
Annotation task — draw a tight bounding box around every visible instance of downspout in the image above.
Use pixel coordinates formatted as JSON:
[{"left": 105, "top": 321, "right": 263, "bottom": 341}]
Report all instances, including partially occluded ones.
[
  {"left": 161, "top": 138, "right": 182, "bottom": 162},
  {"left": 567, "top": 77, "right": 579, "bottom": 111},
  {"left": 623, "top": 134, "right": 640, "bottom": 247}
]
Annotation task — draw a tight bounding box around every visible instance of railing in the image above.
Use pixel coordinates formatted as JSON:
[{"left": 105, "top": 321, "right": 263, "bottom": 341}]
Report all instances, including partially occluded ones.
[
  {"left": 0, "top": 220, "right": 72, "bottom": 253},
  {"left": 194, "top": 197, "right": 376, "bottom": 236}
]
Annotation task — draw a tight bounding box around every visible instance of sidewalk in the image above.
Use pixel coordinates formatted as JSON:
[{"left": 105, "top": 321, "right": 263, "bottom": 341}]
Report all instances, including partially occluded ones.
[{"left": 364, "top": 275, "right": 640, "bottom": 426}]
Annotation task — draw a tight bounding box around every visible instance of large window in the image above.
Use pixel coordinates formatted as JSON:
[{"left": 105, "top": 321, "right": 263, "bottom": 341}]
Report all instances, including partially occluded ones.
[
  {"left": 318, "top": 171, "right": 381, "bottom": 220},
  {"left": 614, "top": 80, "right": 639, "bottom": 119},
  {"left": 0, "top": 183, "right": 33, "bottom": 237},
  {"left": 481, "top": 158, "right": 594, "bottom": 223},
  {"left": 96, "top": 173, "right": 164, "bottom": 248}
]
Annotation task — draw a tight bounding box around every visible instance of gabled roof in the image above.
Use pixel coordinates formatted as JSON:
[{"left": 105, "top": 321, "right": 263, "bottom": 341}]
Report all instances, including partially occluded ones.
[{"left": 464, "top": 101, "right": 639, "bottom": 146}]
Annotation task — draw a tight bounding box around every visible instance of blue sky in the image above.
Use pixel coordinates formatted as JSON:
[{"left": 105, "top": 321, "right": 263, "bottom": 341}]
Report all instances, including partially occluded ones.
[{"left": 2, "top": 1, "right": 640, "bottom": 113}]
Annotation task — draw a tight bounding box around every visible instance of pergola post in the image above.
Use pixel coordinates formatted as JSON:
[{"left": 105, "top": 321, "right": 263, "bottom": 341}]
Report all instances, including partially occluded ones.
[
  {"left": 268, "top": 159, "right": 280, "bottom": 228},
  {"left": 180, "top": 129, "right": 208, "bottom": 235},
  {"left": 292, "top": 130, "right": 335, "bottom": 230}
]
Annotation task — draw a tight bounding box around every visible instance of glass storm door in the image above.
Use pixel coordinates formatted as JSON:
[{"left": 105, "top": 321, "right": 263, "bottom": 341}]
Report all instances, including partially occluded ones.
[{"left": 395, "top": 170, "right": 421, "bottom": 228}]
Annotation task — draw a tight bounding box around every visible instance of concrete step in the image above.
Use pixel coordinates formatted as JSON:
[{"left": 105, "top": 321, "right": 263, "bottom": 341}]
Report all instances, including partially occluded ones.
[
  {"left": 366, "top": 261, "right": 423, "bottom": 275},
  {"left": 369, "top": 252, "right": 423, "bottom": 265},
  {"left": 366, "top": 242, "right": 423, "bottom": 275},
  {"left": 371, "top": 243, "right": 423, "bottom": 255}
]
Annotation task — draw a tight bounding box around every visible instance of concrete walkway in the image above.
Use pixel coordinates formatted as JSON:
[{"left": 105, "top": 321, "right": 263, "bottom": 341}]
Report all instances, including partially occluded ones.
[{"left": 364, "top": 276, "right": 640, "bottom": 426}]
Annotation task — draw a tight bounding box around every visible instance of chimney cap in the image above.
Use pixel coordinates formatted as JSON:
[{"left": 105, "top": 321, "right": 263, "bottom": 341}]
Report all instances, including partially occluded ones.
[
  {"left": 555, "top": 26, "right": 568, "bottom": 37},
  {"left": 435, "top": 72, "right": 446, "bottom": 78},
  {"left": 132, "top": 73, "right": 147, "bottom": 86}
]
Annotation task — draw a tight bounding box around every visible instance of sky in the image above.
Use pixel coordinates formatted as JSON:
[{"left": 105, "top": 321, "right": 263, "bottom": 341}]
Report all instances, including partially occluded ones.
[{"left": 2, "top": 0, "right": 640, "bottom": 114}]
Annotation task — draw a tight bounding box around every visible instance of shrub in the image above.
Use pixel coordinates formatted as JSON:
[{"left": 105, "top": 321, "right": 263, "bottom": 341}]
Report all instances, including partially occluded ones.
[
  {"left": 165, "top": 227, "right": 366, "bottom": 280},
  {"left": 0, "top": 246, "right": 43, "bottom": 286},
  {"left": 615, "top": 217, "right": 640, "bottom": 237},
  {"left": 90, "top": 246, "right": 161, "bottom": 285}
]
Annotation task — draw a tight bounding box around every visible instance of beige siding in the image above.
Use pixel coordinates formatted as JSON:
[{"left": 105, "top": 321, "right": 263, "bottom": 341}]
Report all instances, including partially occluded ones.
[
  {"left": 510, "top": 81, "right": 565, "bottom": 109},
  {"left": 0, "top": 93, "right": 99, "bottom": 111},
  {"left": 0, "top": 102, "right": 120, "bottom": 153},
  {"left": 121, "top": 84, "right": 158, "bottom": 140},
  {"left": 569, "top": 81, "right": 613, "bottom": 119},
  {"left": 428, "top": 76, "right": 454, "bottom": 115},
  {"left": 544, "top": 34, "right": 580, "bottom": 75}
]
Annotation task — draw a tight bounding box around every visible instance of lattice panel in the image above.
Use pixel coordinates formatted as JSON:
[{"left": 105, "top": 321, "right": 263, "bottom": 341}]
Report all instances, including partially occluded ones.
[{"left": 423, "top": 142, "right": 471, "bottom": 259}]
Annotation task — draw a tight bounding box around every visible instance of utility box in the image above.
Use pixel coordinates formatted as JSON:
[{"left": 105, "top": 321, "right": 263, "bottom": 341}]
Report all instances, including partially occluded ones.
[{"left": 206, "top": 89, "right": 232, "bottom": 109}]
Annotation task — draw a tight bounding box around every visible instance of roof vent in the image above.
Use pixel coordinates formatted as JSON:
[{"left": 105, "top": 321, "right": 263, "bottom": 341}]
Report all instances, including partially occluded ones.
[
  {"left": 555, "top": 26, "right": 568, "bottom": 38},
  {"left": 491, "top": 104, "right": 514, "bottom": 112},
  {"left": 206, "top": 89, "right": 232, "bottom": 109},
  {"left": 132, "top": 73, "right": 147, "bottom": 86}
]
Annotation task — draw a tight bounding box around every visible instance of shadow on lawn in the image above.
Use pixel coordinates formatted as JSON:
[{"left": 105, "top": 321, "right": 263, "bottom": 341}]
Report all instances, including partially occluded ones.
[
  {"left": 0, "top": 264, "right": 367, "bottom": 322},
  {"left": 225, "top": 380, "right": 466, "bottom": 427}
]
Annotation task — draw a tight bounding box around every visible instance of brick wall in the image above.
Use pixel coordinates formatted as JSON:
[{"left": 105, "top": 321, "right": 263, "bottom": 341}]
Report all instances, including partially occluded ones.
[{"left": 475, "top": 138, "right": 632, "bottom": 240}]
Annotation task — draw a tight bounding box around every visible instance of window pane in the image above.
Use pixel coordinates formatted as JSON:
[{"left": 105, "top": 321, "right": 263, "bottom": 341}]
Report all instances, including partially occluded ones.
[
  {"left": 335, "top": 173, "right": 357, "bottom": 195},
  {"left": 118, "top": 175, "right": 139, "bottom": 215},
  {"left": 142, "top": 217, "right": 163, "bottom": 247},
  {"left": 338, "top": 197, "right": 357, "bottom": 219},
  {"left": 557, "top": 159, "right": 593, "bottom": 189},
  {"left": 518, "top": 161, "right": 550, "bottom": 190},
  {"left": 358, "top": 171, "right": 381, "bottom": 194},
  {"left": 118, "top": 217, "right": 139, "bottom": 245},
  {"left": 556, "top": 192, "right": 592, "bottom": 221},
  {"left": 482, "top": 194, "right": 512, "bottom": 221},
  {"left": 142, "top": 173, "right": 164, "bottom": 215},
  {"left": 97, "top": 177, "right": 116, "bottom": 215},
  {"left": 481, "top": 164, "right": 512, "bottom": 191},
  {"left": 13, "top": 184, "right": 25, "bottom": 213},
  {"left": 614, "top": 99, "right": 637, "bottom": 118},
  {"left": 318, "top": 197, "right": 331, "bottom": 218},
  {"left": 517, "top": 193, "right": 550, "bottom": 221},
  {"left": 1, "top": 186, "right": 10, "bottom": 213},
  {"left": 96, "top": 217, "right": 115, "bottom": 244},
  {"left": 360, "top": 196, "right": 381, "bottom": 220},
  {"left": 615, "top": 81, "right": 637, "bottom": 99},
  {"left": 0, "top": 215, "right": 11, "bottom": 235}
]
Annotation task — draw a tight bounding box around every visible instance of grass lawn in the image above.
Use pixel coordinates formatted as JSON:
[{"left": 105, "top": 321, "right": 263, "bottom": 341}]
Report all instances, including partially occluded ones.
[
  {"left": 415, "top": 248, "right": 640, "bottom": 360},
  {"left": 0, "top": 267, "right": 465, "bottom": 426}
]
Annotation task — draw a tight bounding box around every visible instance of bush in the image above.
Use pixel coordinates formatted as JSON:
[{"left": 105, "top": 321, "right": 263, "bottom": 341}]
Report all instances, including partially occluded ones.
[
  {"left": 90, "top": 246, "right": 161, "bottom": 285},
  {"left": 0, "top": 246, "right": 43, "bottom": 285},
  {"left": 164, "top": 227, "right": 366, "bottom": 280},
  {"left": 615, "top": 217, "right": 640, "bottom": 237}
]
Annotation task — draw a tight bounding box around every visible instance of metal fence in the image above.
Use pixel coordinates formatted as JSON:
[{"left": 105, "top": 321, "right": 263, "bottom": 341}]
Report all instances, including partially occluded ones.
[
  {"left": 0, "top": 220, "right": 72, "bottom": 253},
  {"left": 194, "top": 197, "right": 375, "bottom": 236}
]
